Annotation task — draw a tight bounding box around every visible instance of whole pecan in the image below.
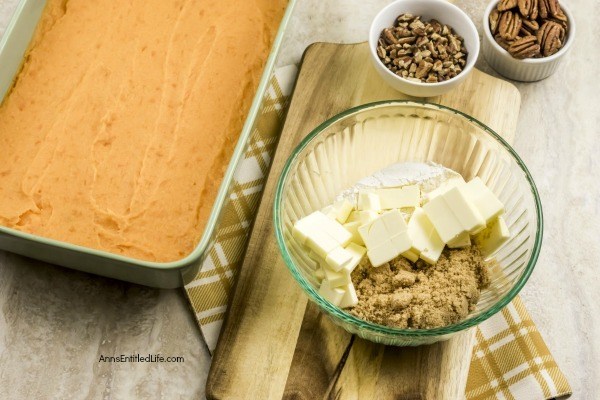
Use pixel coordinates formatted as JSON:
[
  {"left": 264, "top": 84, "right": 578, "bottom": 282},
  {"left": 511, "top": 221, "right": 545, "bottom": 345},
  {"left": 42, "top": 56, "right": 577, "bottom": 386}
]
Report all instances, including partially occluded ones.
[
  {"left": 538, "top": 0, "right": 559, "bottom": 19},
  {"left": 520, "top": 19, "right": 540, "bottom": 36},
  {"left": 498, "top": 0, "right": 518, "bottom": 11},
  {"left": 494, "top": 34, "right": 514, "bottom": 51},
  {"left": 489, "top": 9, "right": 501, "bottom": 35},
  {"left": 537, "top": 21, "right": 563, "bottom": 56},
  {"left": 518, "top": 0, "right": 538, "bottom": 19},
  {"left": 508, "top": 35, "right": 541, "bottom": 58},
  {"left": 498, "top": 11, "right": 522, "bottom": 40}
]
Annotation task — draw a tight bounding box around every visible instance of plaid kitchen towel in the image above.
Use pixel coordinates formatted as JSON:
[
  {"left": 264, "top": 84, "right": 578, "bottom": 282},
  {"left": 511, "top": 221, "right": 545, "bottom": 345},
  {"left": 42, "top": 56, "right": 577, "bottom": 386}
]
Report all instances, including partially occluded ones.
[{"left": 183, "top": 65, "right": 572, "bottom": 400}]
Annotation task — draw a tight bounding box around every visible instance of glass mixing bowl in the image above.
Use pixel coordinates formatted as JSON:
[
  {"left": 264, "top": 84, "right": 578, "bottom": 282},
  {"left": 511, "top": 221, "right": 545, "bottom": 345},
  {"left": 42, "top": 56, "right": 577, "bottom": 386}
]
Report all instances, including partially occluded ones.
[{"left": 274, "top": 101, "right": 542, "bottom": 346}]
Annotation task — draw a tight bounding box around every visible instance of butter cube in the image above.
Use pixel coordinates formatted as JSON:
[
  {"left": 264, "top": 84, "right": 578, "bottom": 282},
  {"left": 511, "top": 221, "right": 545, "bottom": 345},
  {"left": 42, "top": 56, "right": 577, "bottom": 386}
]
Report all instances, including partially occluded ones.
[
  {"left": 443, "top": 186, "right": 486, "bottom": 234},
  {"left": 339, "top": 283, "right": 359, "bottom": 308},
  {"left": 407, "top": 207, "right": 445, "bottom": 264},
  {"left": 346, "top": 242, "right": 367, "bottom": 259},
  {"left": 342, "top": 242, "right": 367, "bottom": 274},
  {"left": 402, "top": 250, "right": 420, "bottom": 263},
  {"left": 358, "top": 218, "right": 389, "bottom": 249},
  {"left": 390, "top": 231, "right": 412, "bottom": 254},
  {"left": 422, "top": 195, "right": 464, "bottom": 243},
  {"left": 323, "top": 266, "right": 351, "bottom": 287},
  {"left": 423, "top": 176, "right": 466, "bottom": 203},
  {"left": 343, "top": 221, "right": 364, "bottom": 245},
  {"left": 380, "top": 209, "right": 409, "bottom": 234},
  {"left": 306, "top": 231, "right": 340, "bottom": 259},
  {"left": 447, "top": 231, "right": 471, "bottom": 248},
  {"left": 318, "top": 279, "right": 345, "bottom": 306},
  {"left": 475, "top": 216, "right": 510, "bottom": 255},
  {"left": 357, "top": 191, "right": 382, "bottom": 212},
  {"left": 367, "top": 241, "right": 399, "bottom": 267},
  {"left": 312, "top": 211, "right": 353, "bottom": 246},
  {"left": 376, "top": 185, "right": 420, "bottom": 209},
  {"left": 325, "top": 247, "right": 353, "bottom": 272},
  {"left": 332, "top": 199, "right": 354, "bottom": 224},
  {"left": 420, "top": 243, "right": 445, "bottom": 265},
  {"left": 463, "top": 177, "right": 505, "bottom": 223},
  {"left": 347, "top": 210, "right": 378, "bottom": 225},
  {"left": 292, "top": 218, "right": 315, "bottom": 245}
]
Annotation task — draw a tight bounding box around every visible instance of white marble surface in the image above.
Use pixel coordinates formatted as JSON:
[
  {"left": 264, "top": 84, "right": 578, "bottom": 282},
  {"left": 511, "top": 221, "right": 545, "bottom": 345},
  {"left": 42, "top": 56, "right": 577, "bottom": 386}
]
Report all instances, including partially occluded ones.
[{"left": 0, "top": 0, "right": 597, "bottom": 398}]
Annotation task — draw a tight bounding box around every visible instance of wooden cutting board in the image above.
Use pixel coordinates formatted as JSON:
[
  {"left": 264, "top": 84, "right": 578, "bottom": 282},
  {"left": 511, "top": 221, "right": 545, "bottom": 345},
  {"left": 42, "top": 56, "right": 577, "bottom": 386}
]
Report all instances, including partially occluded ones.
[{"left": 206, "top": 42, "right": 520, "bottom": 400}]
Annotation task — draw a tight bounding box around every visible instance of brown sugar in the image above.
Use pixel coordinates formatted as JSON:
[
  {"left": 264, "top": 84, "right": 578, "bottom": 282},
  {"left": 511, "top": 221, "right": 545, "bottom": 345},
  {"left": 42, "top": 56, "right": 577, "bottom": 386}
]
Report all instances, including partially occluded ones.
[{"left": 349, "top": 246, "right": 492, "bottom": 329}]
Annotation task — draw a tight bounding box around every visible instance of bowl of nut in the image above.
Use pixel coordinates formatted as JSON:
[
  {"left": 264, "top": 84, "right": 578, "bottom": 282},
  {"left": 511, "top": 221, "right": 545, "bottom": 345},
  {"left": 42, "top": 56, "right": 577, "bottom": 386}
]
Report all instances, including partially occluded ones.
[
  {"left": 369, "top": 0, "right": 479, "bottom": 97},
  {"left": 482, "top": 0, "right": 575, "bottom": 81}
]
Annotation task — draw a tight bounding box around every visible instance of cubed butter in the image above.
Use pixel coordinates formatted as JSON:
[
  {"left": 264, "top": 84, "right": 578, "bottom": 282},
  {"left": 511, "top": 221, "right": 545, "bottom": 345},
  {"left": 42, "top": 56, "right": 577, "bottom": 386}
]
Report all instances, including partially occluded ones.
[
  {"left": 311, "top": 211, "right": 352, "bottom": 246},
  {"left": 402, "top": 250, "right": 420, "bottom": 263},
  {"left": 390, "top": 231, "right": 412, "bottom": 254},
  {"left": 358, "top": 218, "right": 389, "bottom": 249},
  {"left": 376, "top": 185, "right": 420, "bottom": 209},
  {"left": 443, "top": 186, "right": 485, "bottom": 234},
  {"left": 475, "top": 216, "right": 510, "bottom": 255},
  {"left": 357, "top": 191, "right": 382, "bottom": 212},
  {"left": 341, "top": 243, "right": 367, "bottom": 274},
  {"left": 318, "top": 279, "right": 345, "bottom": 306},
  {"left": 323, "top": 266, "right": 351, "bottom": 287},
  {"left": 406, "top": 207, "right": 445, "bottom": 264},
  {"left": 347, "top": 210, "right": 378, "bottom": 225},
  {"left": 463, "top": 177, "right": 505, "bottom": 223},
  {"left": 339, "top": 283, "right": 359, "bottom": 308},
  {"left": 325, "top": 247, "right": 353, "bottom": 272},
  {"left": 420, "top": 243, "right": 445, "bottom": 265},
  {"left": 423, "top": 175, "right": 466, "bottom": 203},
  {"left": 367, "top": 241, "right": 399, "bottom": 267},
  {"left": 306, "top": 231, "right": 340, "bottom": 259},
  {"left": 332, "top": 199, "right": 354, "bottom": 224},
  {"left": 343, "top": 221, "right": 364, "bottom": 245},
  {"left": 380, "top": 209, "right": 409, "bottom": 234},
  {"left": 422, "top": 195, "right": 465, "bottom": 243},
  {"left": 447, "top": 231, "right": 471, "bottom": 248},
  {"left": 292, "top": 217, "right": 315, "bottom": 244}
]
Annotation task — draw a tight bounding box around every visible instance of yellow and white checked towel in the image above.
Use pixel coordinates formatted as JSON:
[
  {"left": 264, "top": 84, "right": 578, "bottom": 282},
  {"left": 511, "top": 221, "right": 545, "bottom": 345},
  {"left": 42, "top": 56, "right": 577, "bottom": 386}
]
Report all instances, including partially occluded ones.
[{"left": 184, "top": 65, "right": 572, "bottom": 400}]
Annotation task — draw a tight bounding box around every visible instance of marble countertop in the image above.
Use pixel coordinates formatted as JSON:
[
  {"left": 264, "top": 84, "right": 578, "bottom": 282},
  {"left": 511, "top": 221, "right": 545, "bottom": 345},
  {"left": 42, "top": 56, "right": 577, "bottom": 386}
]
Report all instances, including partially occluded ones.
[{"left": 0, "top": 0, "right": 596, "bottom": 398}]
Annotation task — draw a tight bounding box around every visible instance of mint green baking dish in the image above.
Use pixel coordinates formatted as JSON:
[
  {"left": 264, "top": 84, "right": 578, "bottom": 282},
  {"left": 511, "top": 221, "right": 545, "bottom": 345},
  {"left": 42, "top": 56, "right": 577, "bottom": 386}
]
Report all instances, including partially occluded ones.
[{"left": 0, "top": 0, "right": 297, "bottom": 288}]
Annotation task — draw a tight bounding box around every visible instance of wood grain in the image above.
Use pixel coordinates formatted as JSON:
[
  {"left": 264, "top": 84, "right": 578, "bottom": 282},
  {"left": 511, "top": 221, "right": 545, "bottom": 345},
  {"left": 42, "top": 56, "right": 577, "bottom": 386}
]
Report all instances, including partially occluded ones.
[{"left": 206, "top": 42, "right": 520, "bottom": 400}]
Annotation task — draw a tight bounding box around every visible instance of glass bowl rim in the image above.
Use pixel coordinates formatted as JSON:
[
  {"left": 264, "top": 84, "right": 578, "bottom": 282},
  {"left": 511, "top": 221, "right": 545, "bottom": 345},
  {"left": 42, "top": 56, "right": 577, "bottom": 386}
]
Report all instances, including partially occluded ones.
[{"left": 273, "top": 100, "right": 543, "bottom": 337}]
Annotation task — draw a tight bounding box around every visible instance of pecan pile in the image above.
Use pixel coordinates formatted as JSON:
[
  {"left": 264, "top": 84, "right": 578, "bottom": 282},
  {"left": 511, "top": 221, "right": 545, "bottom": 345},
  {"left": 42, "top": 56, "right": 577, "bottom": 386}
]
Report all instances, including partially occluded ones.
[
  {"left": 376, "top": 14, "right": 468, "bottom": 83},
  {"left": 489, "top": 0, "right": 569, "bottom": 59}
]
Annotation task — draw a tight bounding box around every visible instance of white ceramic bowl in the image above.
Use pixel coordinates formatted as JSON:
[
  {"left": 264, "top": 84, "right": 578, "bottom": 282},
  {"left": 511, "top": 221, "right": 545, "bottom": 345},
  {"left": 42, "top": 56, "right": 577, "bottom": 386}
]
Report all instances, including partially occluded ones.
[
  {"left": 482, "top": 0, "right": 575, "bottom": 82},
  {"left": 369, "top": 0, "right": 480, "bottom": 97}
]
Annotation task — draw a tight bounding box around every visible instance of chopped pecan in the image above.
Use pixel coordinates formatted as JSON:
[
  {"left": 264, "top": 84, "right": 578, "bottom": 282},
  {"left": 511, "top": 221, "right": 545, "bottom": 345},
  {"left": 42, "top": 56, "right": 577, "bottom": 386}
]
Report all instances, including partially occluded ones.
[
  {"left": 426, "top": 74, "right": 438, "bottom": 83},
  {"left": 409, "top": 19, "right": 427, "bottom": 36},
  {"left": 429, "top": 19, "right": 443, "bottom": 34},
  {"left": 376, "top": 13, "right": 467, "bottom": 83},
  {"left": 398, "top": 36, "right": 417, "bottom": 45},
  {"left": 498, "top": 11, "right": 522, "bottom": 40},
  {"left": 415, "top": 60, "right": 434, "bottom": 79},
  {"left": 498, "top": 0, "right": 518, "bottom": 11},
  {"left": 397, "top": 14, "right": 416, "bottom": 24},
  {"left": 508, "top": 35, "right": 541, "bottom": 58}
]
